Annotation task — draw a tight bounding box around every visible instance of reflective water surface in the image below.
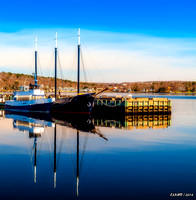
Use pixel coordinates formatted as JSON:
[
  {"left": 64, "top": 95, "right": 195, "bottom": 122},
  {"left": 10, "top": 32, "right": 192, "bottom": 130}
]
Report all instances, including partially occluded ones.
[{"left": 0, "top": 98, "right": 196, "bottom": 200}]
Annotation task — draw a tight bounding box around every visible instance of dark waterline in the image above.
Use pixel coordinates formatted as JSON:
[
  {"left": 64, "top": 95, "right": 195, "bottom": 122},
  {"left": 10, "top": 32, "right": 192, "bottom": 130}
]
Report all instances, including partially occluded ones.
[{"left": 0, "top": 97, "right": 195, "bottom": 200}]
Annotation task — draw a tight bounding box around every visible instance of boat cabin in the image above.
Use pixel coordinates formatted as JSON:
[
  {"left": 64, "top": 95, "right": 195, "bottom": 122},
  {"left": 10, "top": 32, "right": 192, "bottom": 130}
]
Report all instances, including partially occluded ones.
[
  {"left": 13, "top": 84, "right": 45, "bottom": 101},
  {"left": 19, "top": 85, "right": 29, "bottom": 92},
  {"left": 0, "top": 94, "right": 5, "bottom": 103}
]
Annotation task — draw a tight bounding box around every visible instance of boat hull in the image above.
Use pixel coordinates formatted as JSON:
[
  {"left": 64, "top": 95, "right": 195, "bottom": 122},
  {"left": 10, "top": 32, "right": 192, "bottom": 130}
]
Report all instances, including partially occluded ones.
[
  {"left": 5, "top": 102, "right": 53, "bottom": 113},
  {"left": 5, "top": 99, "right": 54, "bottom": 113},
  {"left": 0, "top": 102, "right": 5, "bottom": 108},
  {"left": 50, "top": 94, "right": 95, "bottom": 114}
]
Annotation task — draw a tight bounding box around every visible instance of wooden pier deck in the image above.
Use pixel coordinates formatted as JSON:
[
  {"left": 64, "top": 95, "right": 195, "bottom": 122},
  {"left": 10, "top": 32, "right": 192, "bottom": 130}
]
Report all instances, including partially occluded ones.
[{"left": 93, "top": 96, "right": 171, "bottom": 114}]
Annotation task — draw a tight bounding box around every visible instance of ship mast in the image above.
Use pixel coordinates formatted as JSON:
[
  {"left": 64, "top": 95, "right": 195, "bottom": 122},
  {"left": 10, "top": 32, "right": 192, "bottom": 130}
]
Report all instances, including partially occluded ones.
[
  {"left": 77, "top": 28, "right": 80, "bottom": 94},
  {"left": 35, "top": 36, "right": 38, "bottom": 86},
  {"left": 55, "top": 32, "right": 58, "bottom": 99}
]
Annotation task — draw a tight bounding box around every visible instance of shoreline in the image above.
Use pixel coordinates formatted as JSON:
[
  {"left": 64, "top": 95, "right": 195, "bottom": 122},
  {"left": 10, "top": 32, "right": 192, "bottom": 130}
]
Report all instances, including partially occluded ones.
[{"left": 0, "top": 91, "right": 196, "bottom": 96}]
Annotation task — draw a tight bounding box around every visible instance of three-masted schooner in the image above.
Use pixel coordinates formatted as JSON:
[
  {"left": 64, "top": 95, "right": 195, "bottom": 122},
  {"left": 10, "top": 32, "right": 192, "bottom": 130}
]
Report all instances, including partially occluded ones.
[
  {"left": 50, "top": 28, "right": 95, "bottom": 114},
  {"left": 5, "top": 29, "right": 96, "bottom": 114}
]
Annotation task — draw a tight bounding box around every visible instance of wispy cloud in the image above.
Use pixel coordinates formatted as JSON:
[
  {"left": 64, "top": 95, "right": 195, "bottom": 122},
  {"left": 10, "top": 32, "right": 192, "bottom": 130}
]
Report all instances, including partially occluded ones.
[{"left": 0, "top": 28, "right": 196, "bottom": 82}]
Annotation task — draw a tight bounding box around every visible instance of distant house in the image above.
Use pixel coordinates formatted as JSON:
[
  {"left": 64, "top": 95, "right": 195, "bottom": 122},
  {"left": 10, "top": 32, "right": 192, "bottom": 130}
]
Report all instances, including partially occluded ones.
[
  {"left": 149, "top": 88, "right": 155, "bottom": 92},
  {"left": 142, "top": 88, "right": 148, "bottom": 93},
  {"left": 178, "top": 87, "right": 185, "bottom": 92}
]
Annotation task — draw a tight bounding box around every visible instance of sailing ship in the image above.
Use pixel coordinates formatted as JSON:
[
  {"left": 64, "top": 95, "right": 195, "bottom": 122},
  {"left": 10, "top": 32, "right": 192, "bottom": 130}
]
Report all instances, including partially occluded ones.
[
  {"left": 50, "top": 29, "right": 96, "bottom": 114},
  {"left": 5, "top": 36, "right": 55, "bottom": 112},
  {"left": 5, "top": 29, "right": 105, "bottom": 114}
]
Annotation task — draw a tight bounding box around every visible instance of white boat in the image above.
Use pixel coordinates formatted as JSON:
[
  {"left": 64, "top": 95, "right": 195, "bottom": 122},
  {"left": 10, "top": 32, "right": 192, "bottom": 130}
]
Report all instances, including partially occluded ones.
[
  {"left": 5, "top": 36, "right": 55, "bottom": 112},
  {"left": 5, "top": 84, "right": 54, "bottom": 112}
]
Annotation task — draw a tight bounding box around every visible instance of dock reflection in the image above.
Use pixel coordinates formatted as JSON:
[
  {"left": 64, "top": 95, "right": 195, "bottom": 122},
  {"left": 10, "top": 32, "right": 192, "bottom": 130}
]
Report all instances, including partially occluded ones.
[
  {"left": 93, "top": 114, "right": 171, "bottom": 130},
  {"left": 2, "top": 110, "right": 171, "bottom": 196},
  {"left": 4, "top": 111, "right": 108, "bottom": 196},
  {"left": 2, "top": 110, "right": 171, "bottom": 131}
]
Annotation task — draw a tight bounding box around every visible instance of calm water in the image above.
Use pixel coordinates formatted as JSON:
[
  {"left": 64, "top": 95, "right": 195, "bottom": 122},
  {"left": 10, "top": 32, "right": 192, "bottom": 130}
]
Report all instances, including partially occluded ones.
[{"left": 0, "top": 97, "right": 196, "bottom": 200}]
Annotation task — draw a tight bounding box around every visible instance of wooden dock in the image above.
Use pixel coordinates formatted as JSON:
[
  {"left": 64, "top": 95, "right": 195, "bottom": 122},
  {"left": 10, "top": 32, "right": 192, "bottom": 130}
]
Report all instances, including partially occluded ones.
[
  {"left": 93, "top": 95, "right": 171, "bottom": 115},
  {"left": 1, "top": 93, "right": 172, "bottom": 115}
]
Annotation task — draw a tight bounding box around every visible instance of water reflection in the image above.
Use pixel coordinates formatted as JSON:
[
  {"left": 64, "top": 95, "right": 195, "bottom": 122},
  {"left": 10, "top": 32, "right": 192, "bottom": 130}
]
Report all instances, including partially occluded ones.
[
  {"left": 1, "top": 99, "right": 196, "bottom": 200},
  {"left": 3, "top": 110, "right": 110, "bottom": 196},
  {"left": 2, "top": 110, "right": 172, "bottom": 131},
  {"left": 51, "top": 114, "right": 108, "bottom": 196},
  {"left": 93, "top": 114, "right": 171, "bottom": 130},
  {"left": 0, "top": 110, "right": 172, "bottom": 199},
  {"left": 5, "top": 111, "right": 55, "bottom": 187}
]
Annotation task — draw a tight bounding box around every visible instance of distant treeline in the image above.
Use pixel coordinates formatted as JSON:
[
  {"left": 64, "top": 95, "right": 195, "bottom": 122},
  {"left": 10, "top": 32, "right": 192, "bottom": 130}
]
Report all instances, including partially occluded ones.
[
  {"left": 0, "top": 71, "right": 100, "bottom": 92},
  {"left": 112, "top": 81, "right": 196, "bottom": 93},
  {"left": 0, "top": 71, "right": 195, "bottom": 93}
]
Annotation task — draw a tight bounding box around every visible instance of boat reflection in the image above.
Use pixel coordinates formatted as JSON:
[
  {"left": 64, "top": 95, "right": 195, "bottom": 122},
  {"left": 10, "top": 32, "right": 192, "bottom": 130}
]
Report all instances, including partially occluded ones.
[
  {"left": 4, "top": 111, "right": 108, "bottom": 196},
  {"left": 50, "top": 113, "right": 108, "bottom": 195},
  {"left": 3, "top": 111, "right": 171, "bottom": 196},
  {"left": 2, "top": 110, "right": 171, "bottom": 131},
  {"left": 5, "top": 111, "right": 55, "bottom": 184},
  {"left": 51, "top": 113, "right": 108, "bottom": 140}
]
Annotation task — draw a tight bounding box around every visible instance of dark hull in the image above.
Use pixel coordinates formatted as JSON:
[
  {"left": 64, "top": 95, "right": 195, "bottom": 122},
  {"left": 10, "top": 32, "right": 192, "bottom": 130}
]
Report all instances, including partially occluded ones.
[
  {"left": 5, "top": 110, "right": 53, "bottom": 122},
  {"left": 51, "top": 113, "right": 95, "bottom": 132},
  {"left": 5, "top": 102, "right": 53, "bottom": 113},
  {"left": 50, "top": 93, "right": 95, "bottom": 114},
  {"left": 0, "top": 103, "right": 5, "bottom": 109}
]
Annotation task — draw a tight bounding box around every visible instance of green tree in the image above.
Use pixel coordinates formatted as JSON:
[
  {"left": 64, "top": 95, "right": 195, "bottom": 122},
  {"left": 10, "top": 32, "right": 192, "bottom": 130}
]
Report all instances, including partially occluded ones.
[
  {"left": 13, "top": 81, "right": 19, "bottom": 90},
  {"left": 157, "top": 87, "right": 167, "bottom": 93},
  {"left": 132, "top": 83, "right": 139, "bottom": 92}
]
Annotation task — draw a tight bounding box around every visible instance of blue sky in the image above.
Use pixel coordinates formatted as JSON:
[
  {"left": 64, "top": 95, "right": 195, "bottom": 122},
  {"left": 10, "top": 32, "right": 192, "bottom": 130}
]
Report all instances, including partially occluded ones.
[
  {"left": 0, "top": 0, "right": 196, "bottom": 82},
  {"left": 1, "top": 0, "right": 196, "bottom": 36}
]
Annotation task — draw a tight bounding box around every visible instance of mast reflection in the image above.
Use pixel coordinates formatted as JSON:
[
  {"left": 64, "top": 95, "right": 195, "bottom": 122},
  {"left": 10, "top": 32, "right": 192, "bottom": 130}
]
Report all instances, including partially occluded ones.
[
  {"left": 51, "top": 113, "right": 108, "bottom": 196},
  {"left": 5, "top": 111, "right": 54, "bottom": 184},
  {"left": 32, "top": 132, "right": 38, "bottom": 183},
  {"left": 4, "top": 111, "right": 171, "bottom": 196},
  {"left": 77, "top": 129, "right": 79, "bottom": 196},
  {"left": 54, "top": 124, "right": 57, "bottom": 188}
]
